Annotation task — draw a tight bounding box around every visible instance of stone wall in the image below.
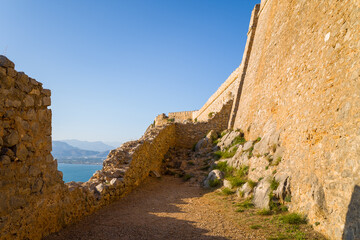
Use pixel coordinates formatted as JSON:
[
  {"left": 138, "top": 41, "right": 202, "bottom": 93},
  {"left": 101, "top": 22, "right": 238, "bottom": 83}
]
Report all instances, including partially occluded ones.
[
  {"left": 168, "top": 111, "right": 194, "bottom": 122},
  {"left": 0, "top": 56, "right": 66, "bottom": 239},
  {"left": 175, "top": 100, "right": 233, "bottom": 149},
  {"left": 228, "top": 0, "right": 360, "bottom": 239},
  {"left": 192, "top": 68, "right": 240, "bottom": 122}
]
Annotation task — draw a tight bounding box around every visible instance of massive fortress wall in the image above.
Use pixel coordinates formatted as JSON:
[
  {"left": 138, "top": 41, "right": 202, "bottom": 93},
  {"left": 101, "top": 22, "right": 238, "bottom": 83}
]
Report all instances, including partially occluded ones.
[
  {"left": 195, "top": 0, "right": 360, "bottom": 239},
  {"left": 232, "top": 0, "right": 360, "bottom": 239}
]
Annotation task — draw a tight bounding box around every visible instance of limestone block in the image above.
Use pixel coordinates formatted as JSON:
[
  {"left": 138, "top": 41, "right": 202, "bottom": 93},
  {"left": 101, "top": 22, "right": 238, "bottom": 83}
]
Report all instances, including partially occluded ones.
[
  {"left": 14, "top": 143, "right": 28, "bottom": 161},
  {"left": 42, "top": 96, "right": 51, "bottom": 106},
  {"left": 23, "top": 95, "right": 34, "bottom": 107},
  {"left": 3, "top": 130, "right": 19, "bottom": 147},
  {"left": 253, "top": 178, "right": 271, "bottom": 209}
]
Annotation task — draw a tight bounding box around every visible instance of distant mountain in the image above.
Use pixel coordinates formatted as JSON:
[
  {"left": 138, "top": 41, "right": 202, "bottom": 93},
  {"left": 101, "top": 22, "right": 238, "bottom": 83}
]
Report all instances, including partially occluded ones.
[
  {"left": 52, "top": 141, "right": 110, "bottom": 164},
  {"left": 104, "top": 141, "right": 122, "bottom": 148},
  {"left": 61, "top": 139, "right": 115, "bottom": 152}
]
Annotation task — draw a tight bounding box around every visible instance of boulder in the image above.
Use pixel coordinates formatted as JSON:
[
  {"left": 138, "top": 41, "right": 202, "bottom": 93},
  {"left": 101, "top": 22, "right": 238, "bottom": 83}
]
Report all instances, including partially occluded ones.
[
  {"left": 203, "top": 169, "right": 224, "bottom": 188},
  {"left": 253, "top": 178, "right": 271, "bottom": 209},
  {"left": 240, "top": 182, "right": 253, "bottom": 198},
  {"left": 243, "top": 141, "right": 253, "bottom": 151},
  {"left": 218, "top": 131, "right": 241, "bottom": 150}
]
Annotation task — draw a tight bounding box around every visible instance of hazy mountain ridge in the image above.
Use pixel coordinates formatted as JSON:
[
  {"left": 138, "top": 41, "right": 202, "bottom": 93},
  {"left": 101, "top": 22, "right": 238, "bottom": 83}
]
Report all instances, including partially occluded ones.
[
  {"left": 60, "top": 139, "right": 116, "bottom": 152},
  {"left": 52, "top": 141, "right": 112, "bottom": 164}
]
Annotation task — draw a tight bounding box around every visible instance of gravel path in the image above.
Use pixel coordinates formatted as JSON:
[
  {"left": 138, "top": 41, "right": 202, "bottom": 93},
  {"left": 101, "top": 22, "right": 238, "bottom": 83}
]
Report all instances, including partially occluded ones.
[{"left": 45, "top": 176, "right": 257, "bottom": 240}]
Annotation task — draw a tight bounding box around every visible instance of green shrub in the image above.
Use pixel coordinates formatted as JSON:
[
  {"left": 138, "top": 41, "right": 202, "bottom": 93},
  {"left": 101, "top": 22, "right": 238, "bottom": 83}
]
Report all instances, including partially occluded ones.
[
  {"left": 255, "top": 137, "right": 261, "bottom": 143},
  {"left": 235, "top": 208, "right": 245, "bottom": 212},
  {"left": 194, "top": 118, "right": 198, "bottom": 122},
  {"left": 227, "top": 176, "right": 246, "bottom": 187},
  {"left": 247, "top": 180, "right": 258, "bottom": 189},
  {"left": 235, "top": 165, "right": 249, "bottom": 177},
  {"left": 280, "top": 206, "right": 288, "bottom": 212},
  {"left": 213, "top": 161, "right": 228, "bottom": 172},
  {"left": 220, "top": 130, "right": 228, "bottom": 137},
  {"left": 257, "top": 208, "right": 272, "bottom": 215},
  {"left": 250, "top": 224, "right": 262, "bottom": 229},
  {"left": 273, "top": 157, "right": 282, "bottom": 166},
  {"left": 236, "top": 198, "right": 254, "bottom": 209},
  {"left": 208, "top": 112, "right": 214, "bottom": 118},
  {"left": 222, "top": 187, "right": 235, "bottom": 195},
  {"left": 213, "top": 147, "right": 238, "bottom": 160},
  {"left": 167, "top": 118, "right": 175, "bottom": 122},
  {"left": 209, "top": 179, "right": 221, "bottom": 188},
  {"left": 284, "top": 194, "right": 292, "bottom": 202},
  {"left": 279, "top": 213, "right": 307, "bottom": 224},
  {"left": 270, "top": 179, "right": 279, "bottom": 191},
  {"left": 232, "top": 136, "right": 246, "bottom": 146}
]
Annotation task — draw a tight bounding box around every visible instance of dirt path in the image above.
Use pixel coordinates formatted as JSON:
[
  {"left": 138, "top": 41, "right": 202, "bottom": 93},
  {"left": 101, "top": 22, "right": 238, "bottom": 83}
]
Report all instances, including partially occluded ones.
[
  {"left": 45, "top": 176, "right": 325, "bottom": 240},
  {"left": 45, "top": 176, "right": 252, "bottom": 240}
]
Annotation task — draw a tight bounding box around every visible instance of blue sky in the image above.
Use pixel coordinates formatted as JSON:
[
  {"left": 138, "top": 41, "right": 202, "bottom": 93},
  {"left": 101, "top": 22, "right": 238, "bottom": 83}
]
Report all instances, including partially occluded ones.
[{"left": 1, "top": 0, "right": 259, "bottom": 143}]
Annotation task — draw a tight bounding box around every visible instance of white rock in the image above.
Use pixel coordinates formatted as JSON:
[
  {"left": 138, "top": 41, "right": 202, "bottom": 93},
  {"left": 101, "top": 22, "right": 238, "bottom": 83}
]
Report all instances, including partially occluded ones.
[
  {"left": 203, "top": 169, "right": 224, "bottom": 188},
  {"left": 243, "top": 141, "right": 253, "bottom": 151},
  {"left": 253, "top": 178, "right": 271, "bottom": 209},
  {"left": 223, "top": 179, "right": 232, "bottom": 189},
  {"left": 95, "top": 183, "right": 105, "bottom": 193}
]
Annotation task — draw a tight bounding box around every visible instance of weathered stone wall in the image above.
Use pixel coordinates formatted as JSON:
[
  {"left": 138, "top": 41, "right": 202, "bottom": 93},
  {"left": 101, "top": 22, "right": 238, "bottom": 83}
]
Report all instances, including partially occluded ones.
[
  {"left": 228, "top": 0, "right": 360, "bottom": 239},
  {"left": 175, "top": 100, "right": 233, "bottom": 149},
  {"left": 192, "top": 68, "right": 240, "bottom": 122},
  {"left": 0, "top": 56, "right": 66, "bottom": 239},
  {"left": 168, "top": 111, "right": 194, "bottom": 122}
]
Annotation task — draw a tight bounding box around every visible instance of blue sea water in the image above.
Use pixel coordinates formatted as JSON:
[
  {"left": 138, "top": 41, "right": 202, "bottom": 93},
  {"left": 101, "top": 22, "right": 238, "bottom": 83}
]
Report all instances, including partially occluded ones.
[{"left": 58, "top": 163, "right": 103, "bottom": 183}]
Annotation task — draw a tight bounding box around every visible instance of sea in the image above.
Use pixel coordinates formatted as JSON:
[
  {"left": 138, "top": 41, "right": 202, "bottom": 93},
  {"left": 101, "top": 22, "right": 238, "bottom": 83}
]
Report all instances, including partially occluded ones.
[{"left": 58, "top": 163, "right": 103, "bottom": 183}]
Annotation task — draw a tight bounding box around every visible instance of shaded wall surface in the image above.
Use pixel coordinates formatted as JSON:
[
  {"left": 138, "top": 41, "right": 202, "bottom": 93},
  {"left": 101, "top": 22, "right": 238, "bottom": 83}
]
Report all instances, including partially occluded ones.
[{"left": 229, "top": 0, "right": 360, "bottom": 239}]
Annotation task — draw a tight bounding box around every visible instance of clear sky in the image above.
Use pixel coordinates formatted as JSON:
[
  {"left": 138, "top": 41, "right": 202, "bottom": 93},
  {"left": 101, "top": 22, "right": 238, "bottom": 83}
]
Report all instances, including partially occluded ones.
[{"left": 0, "top": 0, "right": 259, "bottom": 143}]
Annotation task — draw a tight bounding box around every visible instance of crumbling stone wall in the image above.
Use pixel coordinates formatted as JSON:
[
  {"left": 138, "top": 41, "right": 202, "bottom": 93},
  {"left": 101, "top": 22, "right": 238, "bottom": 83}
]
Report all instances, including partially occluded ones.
[
  {"left": 168, "top": 111, "right": 194, "bottom": 122},
  {"left": 0, "top": 56, "right": 65, "bottom": 239},
  {"left": 175, "top": 100, "right": 233, "bottom": 149}
]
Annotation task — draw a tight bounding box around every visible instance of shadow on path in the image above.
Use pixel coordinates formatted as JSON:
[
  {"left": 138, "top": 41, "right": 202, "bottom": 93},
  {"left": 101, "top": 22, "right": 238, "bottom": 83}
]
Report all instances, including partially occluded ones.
[{"left": 45, "top": 176, "right": 228, "bottom": 240}]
